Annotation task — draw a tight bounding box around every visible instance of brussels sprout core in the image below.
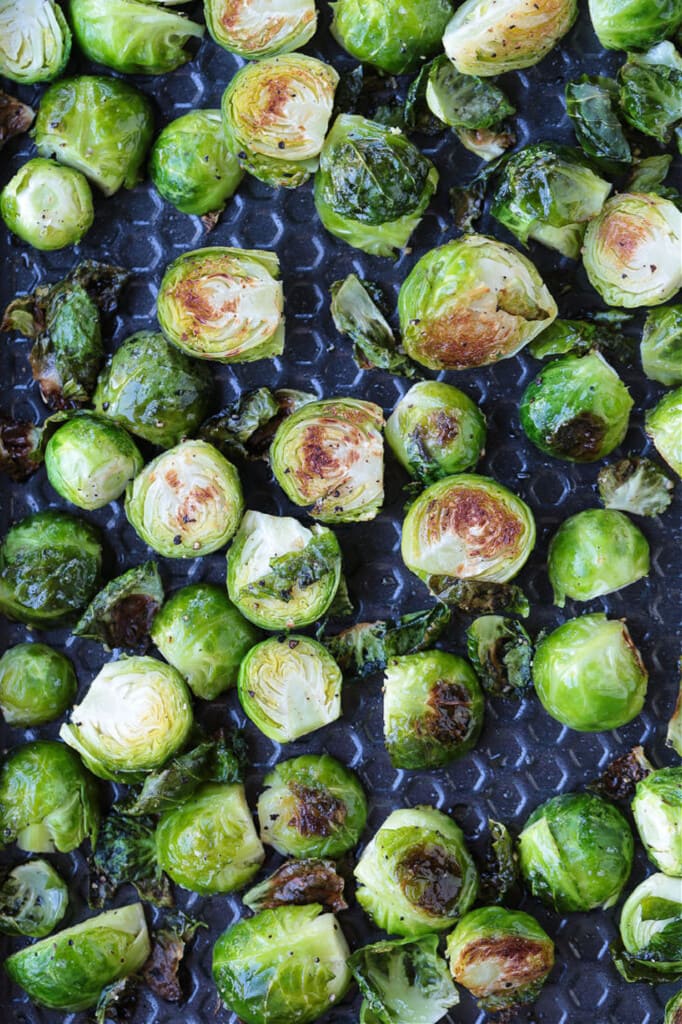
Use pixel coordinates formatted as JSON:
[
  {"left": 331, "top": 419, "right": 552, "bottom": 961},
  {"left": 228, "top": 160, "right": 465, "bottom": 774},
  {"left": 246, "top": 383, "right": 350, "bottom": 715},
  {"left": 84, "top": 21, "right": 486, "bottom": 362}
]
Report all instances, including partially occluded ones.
[
  {"left": 0, "top": 643, "right": 77, "bottom": 726},
  {"left": 632, "top": 767, "right": 682, "bottom": 876},
  {"left": 1, "top": 157, "right": 94, "bottom": 251},
  {"left": 206, "top": 0, "right": 317, "bottom": 58},
  {"left": 0, "top": 0, "right": 71, "bottom": 84},
  {"left": 45, "top": 413, "right": 144, "bottom": 510}
]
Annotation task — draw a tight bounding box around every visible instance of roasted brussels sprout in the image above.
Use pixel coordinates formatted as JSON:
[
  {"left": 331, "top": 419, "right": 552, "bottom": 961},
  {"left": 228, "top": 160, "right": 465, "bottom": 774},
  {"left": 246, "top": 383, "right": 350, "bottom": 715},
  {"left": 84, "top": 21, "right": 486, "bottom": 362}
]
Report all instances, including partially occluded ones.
[
  {"left": 565, "top": 75, "right": 632, "bottom": 167},
  {"left": 646, "top": 387, "right": 682, "bottom": 478},
  {"left": 206, "top": 0, "right": 317, "bottom": 57},
  {"left": 45, "top": 413, "right": 143, "bottom": 510},
  {"left": 0, "top": 859, "right": 68, "bottom": 937},
  {"left": 532, "top": 614, "right": 647, "bottom": 732},
  {"left": 520, "top": 352, "right": 633, "bottom": 462},
  {"left": 466, "top": 616, "right": 533, "bottom": 699},
  {"left": 221, "top": 54, "right": 338, "bottom": 188},
  {"left": 588, "top": 0, "right": 682, "bottom": 51},
  {"left": 632, "top": 768, "right": 682, "bottom": 876},
  {"left": 0, "top": 157, "right": 94, "bottom": 251},
  {"left": 0, "top": 642, "right": 77, "bottom": 726},
  {"left": 641, "top": 305, "right": 682, "bottom": 386},
  {"left": 330, "top": 0, "right": 452, "bottom": 74},
  {"left": 618, "top": 43, "right": 682, "bottom": 144},
  {"left": 271, "top": 397, "right": 385, "bottom": 523},
  {"left": 243, "top": 858, "right": 347, "bottom": 914},
  {"left": 258, "top": 754, "right": 367, "bottom": 858},
  {"left": 157, "top": 248, "right": 284, "bottom": 363},
  {"left": 0, "top": 740, "right": 99, "bottom": 853},
  {"left": 324, "top": 604, "right": 451, "bottom": 680},
  {"left": 74, "top": 561, "right": 164, "bottom": 652},
  {"left": 0, "top": 510, "right": 102, "bottom": 627},
  {"left": 598, "top": 457, "right": 674, "bottom": 517},
  {"left": 60, "top": 657, "right": 193, "bottom": 781},
  {"left": 614, "top": 872, "right": 682, "bottom": 982},
  {"left": 238, "top": 636, "right": 342, "bottom": 743},
  {"left": 0, "top": 0, "right": 71, "bottom": 83},
  {"left": 421, "top": 54, "right": 515, "bottom": 133}
]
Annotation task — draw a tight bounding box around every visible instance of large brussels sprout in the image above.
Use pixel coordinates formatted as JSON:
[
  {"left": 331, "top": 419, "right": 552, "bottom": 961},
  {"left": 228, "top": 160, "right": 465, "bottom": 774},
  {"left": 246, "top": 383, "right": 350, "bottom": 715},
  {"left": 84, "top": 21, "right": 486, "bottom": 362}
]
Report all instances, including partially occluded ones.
[
  {"left": 519, "top": 792, "right": 633, "bottom": 912},
  {"left": 0, "top": 642, "right": 77, "bottom": 726},
  {"left": 60, "top": 657, "right": 193, "bottom": 781},
  {"left": 74, "top": 561, "right": 164, "bottom": 652},
  {"left": 227, "top": 511, "right": 342, "bottom": 631},
  {"left": 466, "top": 616, "right": 533, "bottom": 699},
  {"left": 238, "top": 637, "right": 342, "bottom": 742},
  {"left": 330, "top": 0, "right": 453, "bottom": 74},
  {"left": 157, "top": 248, "right": 284, "bottom": 363},
  {"left": 641, "top": 305, "right": 682, "bottom": 386},
  {"left": 583, "top": 193, "right": 682, "bottom": 308},
  {"left": 618, "top": 43, "right": 682, "bottom": 144},
  {"left": 398, "top": 235, "right": 557, "bottom": 372},
  {"left": 258, "top": 754, "right": 367, "bottom": 858},
  {"left": 314, "top": 115, "right": 438, "bottom": 259},
  {"left": 565, "top": 74, "right": 632, "bottom": 167},
  {"left": 0, "top": 740, "right": 99, "bottom": 853},
  {"left": 5, "top": 902, "right": 150, "bottom": 1011},
  {"left": 93, "top": 331, "right": 213, "bottom": 449},
  {"left": 206, "top": 0, "right": 317, "bottom": 57},
  {"left": 532, "top": 614, "right": 647, "bottom": 732},
  {"left": 221, "top": 55, "right": 338, "bottom": 188},
  {"left": 0, "top": 158, "right": 93, "bottom": 251},
  {"left": 213, "top": 904, "right": 352, "bottom": 1024},
  {"left": 0, "top": 0, "right": 71, "bottom": 83},
  {"left": 615, "top": 873, "right": 682, "bottom": 982},
  {"left": 0, "top": 859, "right": 68, "bottom": 937},
  {"left": 0, "top": 510, "right": 102, "bottom": 627},
  {"left": 588, "top": 0, "right": 682, "bottom": 51},
  {"left": 151, "top": 583, "right": 259, "bottom": 700},
  {"left": 271, "top": 397, "right": 385, "bottom": 523},
  {"left": 45, "top": 413, "right": 143, "bottom": 510},
  {"left": 646, "top": 387, "right": 682, "bottom": 478},
  {"left": 355, "top": 806, "right": 479, "bottom": 937},
  {"left": 632, "top": 768, "right": 682, "bottom": 877}
]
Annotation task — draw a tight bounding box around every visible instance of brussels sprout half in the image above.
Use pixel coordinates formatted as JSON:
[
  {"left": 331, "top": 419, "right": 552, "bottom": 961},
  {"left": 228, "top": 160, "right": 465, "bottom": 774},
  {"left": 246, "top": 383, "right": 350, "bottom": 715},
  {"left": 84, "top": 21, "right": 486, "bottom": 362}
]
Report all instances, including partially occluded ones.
[
  {"left": 0, "top": 859, "right": 69, "bottom": 937},
  {"left": 45, "top": 413, "right": 144, "bottom": 510},
  {"left": 641, "top": 305, "right": 682, "bottom": 387},
  {"left": 330, "top": 0, "right": 453, "bottom": 74},
  {"left": 615, "top": 872, "right": 682, "bottom": 982},
  {"left": 632, "top": 768, "right": 682, "bottom": 877},
  {"left": 0, "top": 642, "right": 77, "bottom": 726},
  {"left": 646, "top": 387, "right": 682, "bottom": 478},
  {"left": 0, "top": 157, "right": 94, "bottom": 251},
  {"left": 206, "top": 0, "right": 317, "bottom": 58},
  {"left": 0, "top": 0, "right": 71, "bottom": 84},
  {"left": 588, "top": 0, "right": 682, "bottom": 51}
]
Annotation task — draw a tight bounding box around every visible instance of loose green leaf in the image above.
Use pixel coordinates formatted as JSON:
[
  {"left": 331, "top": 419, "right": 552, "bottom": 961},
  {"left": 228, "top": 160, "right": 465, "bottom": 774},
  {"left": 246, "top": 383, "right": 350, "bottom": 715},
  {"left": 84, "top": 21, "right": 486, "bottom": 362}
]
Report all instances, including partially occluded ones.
[
  {"left": 565, "top": 75, "right": 631, "bottom": 167},
  {"left": 74, "top": 562, "right": 164, "bottom": 651},
  {"left": 243, "top": 859, "right": 347, "bottom": 914},
  {"left": 598, "top": 457, "right": 674, "bottom": 517},
  {"left": 528, "top": 317, "right": 634, "bottom": 364},
  {"left": 479, "top": 819, "right": 520, "bottom": 905},
  {"left": 425, "top": 55, "right": 514, "bottom": 130},
  {"left": 330, "top": 274, "right": 418, "bottom": 378},
  {"left": 245, "top": 531, "right": 341, "bottom": 603},
  {"left": 200, "top": 387, "right": 315, "bottom": 461},
  {"left": 667, "top": 664, "right": 682, "bottom": 758},
  {"left": 91, "top": 811, "right": 171, "bottom": 908},
  {"left": 323, "top": 604, "right": 451, "bottom": 679},
  {"left": 466, "top": 615, "right": 533, "bottom": 698},
  {"left": 95, "top": 977, "right": 138, "bottom": 1024},
  {"left": 428, "top": 578, "right": 530, "bottom": 617},
  {"left": 619, "top": 42, "right": 682, "bottom": 144}
]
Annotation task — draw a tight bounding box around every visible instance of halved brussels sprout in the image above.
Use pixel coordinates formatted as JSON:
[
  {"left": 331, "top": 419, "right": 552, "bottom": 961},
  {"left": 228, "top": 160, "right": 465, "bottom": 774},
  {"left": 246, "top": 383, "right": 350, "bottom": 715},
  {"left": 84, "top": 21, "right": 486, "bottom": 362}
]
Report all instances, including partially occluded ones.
[
  {"left": 646, "top": 387, "right": 682, "bottom": 478},
  {"left": 0, "top": 642, "right": 77, "bottom": 726},
  {"left": 398, "top": 235, "right": 557, "bottom": 371},
  {"left": 0, "top": 157, "right": 94, "bottom": 251},
  {"left": 5, "top": 902, "right": 150, "bottom": 1011},
  {"left": 632, "top": 768, "right": 682, "bottom": 877},
  {"left": 532, "top": 614, "right": 647, "bottom": 732},
  {"left": 618, "top": 43, "right": 682, "bottom": 144},
  {"left": 74, "top": 561, "right": 164, "bottom": 652},
  {"left": 598, "top": 457, "right": 674, "bottom": 518},
  {"left": 271, "top": 397, "right": 385, "bottom": 523},
  {"left": 238, "top": 636, "right": 342, "bottom": 743},
  {"left": 0, "top": 0, "right": 71, "bottom": 83},
  {"left": 565, "top": 75, "right": 632, "bottom": 167},
  {"left": 641, "top": 305, "right": 682, "bottom": 386},
  {"left": 258, "top": 754, "right": 368, "bottom": 858},
  {"left": 583, "top": 192, "right": 682, "bottom": 308},
  {"left": 383, "top": 650, "right": 485, "bottom": 770},
  {"left": 0, "top": 739, "right": 99, "bottom": 853},
  {"left": 466, "top": 616, "right": 533, "bottom": 699},
  {"left": 0, "top": 859, "right": 68, "bottom": 937},
  {"left": 45, "top": 413, "right": 143, "bottom": 510},
  {"left": 213, "top": 904, "right": 351, "bottom": 1024},
  {"left": 588, "top": 0, "right": 682, "bottom": 51},
  {"left": 157, "top": 248, "right": 284, "bottom": 363},
  {"left": 355, "top": 806, "right": 479, "bottom": 937},
  {"left": 60, "top": 657, "right": 193, "bottom": 781},
  {"left": 125, "top": 440, "right": 244, "bottom": 558},
  {"left": 221, "top": 55, "right": 338, "bottom": 188},
  {"left": 330, "top": 0, "right": 453, "bottom": 74},
  {"left": 206, "top": 0, "right": 317, "bottom": 57},
  {"left": 614, "top": 872, "right": 682, "bottom": 982}
]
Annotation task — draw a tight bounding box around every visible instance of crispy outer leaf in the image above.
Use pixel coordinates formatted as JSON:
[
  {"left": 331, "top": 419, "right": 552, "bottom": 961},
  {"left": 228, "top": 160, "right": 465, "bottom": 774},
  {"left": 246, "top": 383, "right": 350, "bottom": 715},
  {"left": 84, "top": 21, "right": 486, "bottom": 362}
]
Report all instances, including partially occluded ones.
[
  {"left": 244, "top": 531, "right": 340, "bottom": 603},
  {"left": 479, "top": 819, "right": 520, "bottom": 905},
  {"left": 200, "top": 387, "right": 315, "bottom": 460},
  {"left": 331, "top": 274, "right": 418, "bottom": 378},
  {"left": 243, "top": 859, "right": 347, "bottom": 913},
  {"left": 74, "top": 562, "right": 164, "bottom": 652},
  {"left": 95, "top": 976, "right": 139, "bottom": 1024},
  {"left": 428, "top": 578, "right": 530, "bottom": 617},
  {"left": 598, "top": 457, "right": 674, "bottom": 517},
  {"left": 91, "top": 811, "right": 172, "bottom": 909},
  {"left": 591, "top": 746, "right": 654, "bottom": 803},
  {"left": 667, "top": 663, "right": 682, "bottom": 757},
  {"left": 0, "top": 92, "right": 35, "bottom": 149},
  {"left": 528, "top": 317, "right": 634, "bottom": 364},
  {"left": 323, "top": 604, "right": 451, "bottom": 679},
  {"left": 0, "top": 415, "right": 42, "bottom": 481},
  {"left": 466, "top": 616, "right": 533, "bottom": 698},
  {"left": 565, "top": 75, "right": 631, "bottom": 167}
]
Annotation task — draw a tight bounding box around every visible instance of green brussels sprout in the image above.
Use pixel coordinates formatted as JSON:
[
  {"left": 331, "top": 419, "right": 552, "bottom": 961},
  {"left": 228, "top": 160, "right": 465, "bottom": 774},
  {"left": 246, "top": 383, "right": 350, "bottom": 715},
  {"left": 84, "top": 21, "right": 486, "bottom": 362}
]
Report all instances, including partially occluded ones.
[
  {"left": 93, "top": 331, "right": 213, "bottom": 449},
  {"left": 423, "top": 54, "right": 515, "bottom": 132},
  {"left": 667, "top": 990, "right": 682, "bottom": 1024},
  {"left": 221, "top": 55, "right": 338, "bottom": 188},
  {"left": 314, "top": 115, "right": 439, "bottom": 259},
  {"left": 583, "top": 192, "right": 682, "bottom": 308},
  {"left": 0, "top": 510, "right": 102, "bottom": 627},
  {"left": 213, "top": 904, "right": 352, "bottom": 1024},
  {"left": 519, "top": 792, "right": 634, "bottom": 911},
  {"left": 588, "top": 0, "right": 682, "bottom": 51},
  {"left": 206, "top": 0, "right": 317, "bottom": 57},
  {"left": 271, "top": 397, "right": 385, "bottom": 523},
  {"left": 151, "top": 583, "right": 259, "bottom": 700},
  {"left": 446, "top": 907, "right": 554, "bottom": 1013},
  {"left": 614, "top": 872, "right": 682, "bottom": 982},
  {"left": 0, "top": 0, "right": 71, "bottom": 83},
  {"left": 45, "top": 413, "right": 143, "bottom": 510},
  {"left": 383, "top": 650, "right": 485, "bottom": 770},
  {"left": 324, "top": 605, "right": 451, "bottom": 680},
  {"left": 519, "top": 352, "right": 633, "bottom": 462},
  {"left": 466, "top": 616, "right": 533, "bottom": 699},
  {"left": 443, "top": 0, "right": 577, "bottom": 76},
  {"left": 0, "top": 740, "right": 99, "bottom": 853},
  {"left": 0, "top": 642, "right": 77, "bottom": 726},
  {"left": 227, "top": 511, "right": 342, "bottom": 631},
  {"left": 157, "top": 248, "right": 284, "bottom": 363},
  {"left": 69, "top": 0, "right": 204, "bottom": 75},
  {"left": 398, "top": 235, "right": 557, "bottom": 371},
  {"left": 355, "top": 806, "right": 479, "bottom": 937},
  {"left": 257, "top": 754, "right": 367, "bottom": 858},
  {"left": 60, "top": 657, "right": 193, "bottom": 781},
  {"left": 33, "top": 76, "right": 154, "bottom": 197},
  {"left": 243, "top": 858, "right": 347, "bottom": 913},
  {"left": 125, "top": 440, "right": 244, "bottom": 558},
  {"left": 386, "top": 381, "right": 487, "bottom": 484},
  {"left": 0, "top": 859, "right": 68, "bottom": 937},
  {"left": 598, "top": 457, "right": 674, "bottom": 518},
  {"left": 641, "top": 305, "right": 682, "bottom": 386},
  {"left": 619, "top": 43, "right": 682, "bottom": 144},
  {"left": 238, "top": 636, "right": 342, "bottom": 742},
  {"left": 5, "top": 902, "right": 150, "bottom": 1011},
  {"left": 0, "top": 157, "right": 94, "bottom": 251},
  {"left": 632, "top": 768, "right": 682, "bottom": 876},
  {"left": 0, "top": 90, "right": 35, "bottom": 147},
  {"left": 150, "top": 110, "right": 243, "bottom": 216},
  {"left": 74, "top": 561, "right": 164, "bottom": 652},
  {"left": 156, "top": 782, "right": 264, "bottom": 894},
  {"left": 646, "top": 387, "right": 682, "bottom": 478},
  {"left": 565, "top": 75, "right": 632, "bottom": 167},
  {"left": 330, "top": 0, "right": 453, "bottom": 74}
]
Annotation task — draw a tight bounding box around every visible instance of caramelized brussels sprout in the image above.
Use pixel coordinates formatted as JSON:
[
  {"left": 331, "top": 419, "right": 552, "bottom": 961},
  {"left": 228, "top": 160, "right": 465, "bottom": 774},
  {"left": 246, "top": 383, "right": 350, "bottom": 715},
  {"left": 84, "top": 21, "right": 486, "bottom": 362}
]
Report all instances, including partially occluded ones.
[
  {"left": 641, "top": 305, "right": 682, "bottom": 386},
  {"left": 588, "top": 0, "right": 682, "bottom": 51},
  {"left": 614, "top": 872, "right": 682, "bottom": 982},
  {"left": 206, "top": 0, "right": 317, "bottom": 57},
  {"left": 74, "top": 561, "right": 164, "bottom": 652},
  {"left": 632, "top": 768, "right": 682, "bottom": 876},
  {"left": 619, "top": 43, "right": 682, "bottom": 144},
  {"left": 1, "top": 157, "right": 94, "bottom": 251},
  {"left": 565, "top": 74, "right": 632, "bottom": 167},
  {"left": 0, "top": 860, "right": 68, "bottom": 937},
  {"left": 0, "top": 643, "right": 77, "bottom": 726},
  {"left": 466, "top": 616, "right": 533, "bottom": 699},
  {"left": 0, "top": 0, "right": 71, "bottom": 83},
  {"left": 646, "top": 387, "right": 682, "bottom": 478},
  {"left": 330, "top": 0, "right": 453, "bottom": 74},
  {"left": 45, "top": 413, "right": 143, "bottom": 510},
  {"left": 243, "top": 858, "right": 347, "bottom": 914},
  {"left": 598, "top": 456, "right": 674, "bottom": 517}
]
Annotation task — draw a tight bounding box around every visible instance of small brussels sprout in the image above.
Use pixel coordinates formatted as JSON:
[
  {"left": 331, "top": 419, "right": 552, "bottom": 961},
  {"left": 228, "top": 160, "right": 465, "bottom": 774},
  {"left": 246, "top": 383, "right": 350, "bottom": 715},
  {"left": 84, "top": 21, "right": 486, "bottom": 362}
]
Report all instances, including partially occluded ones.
[
  {"left": 614, "top": 872, "right": 682, "bottom": 982},
  {"left": 45, "top": 413, "right": 143, "bottom": 510},
  {"left": 93, "top": 331, "right": 213, "bottom": 449},
  {"left": 641, "top": 305, "right": 682, "bottom": 386},
  {"left": 565, "top": 75, "right": 632, "bottom": 167},
  {"left": 520, "top": 352, "right": 633, "bottom": 462},
  {"left": 398, "top": 235, "right": 557, "bottom": 371},
  {"left": 0, "top": 90, "right": 35, "bottom": 148},
  {"left": 466, "top": 616, "right": 533, "bottom": 699},
  {"left": 213, "top": 904, "right": 352, "bottom": 1024},
  {"left": 0, "top": 510, "right": 102, "bottom": 627},
  {"left": 5, "top": 902, "right": 150, "bottom": 1011},
  {"left": 157, "top": 248, "right": 284, "bottom": 363},
  {"left": 74, "top": 561, "right": 164, "bottom": 652},
  {"left": 324, "top": 604, "right": 451, "bottom": 680},
  {"left": 667, "top": 991, "right": 682, "bottom": 1024},
  {"left": 125, "top": 440, "right": 243, "bottom": 558},
  {"left": 0, "top": 860, "right": 68, "bottom": 937},
  {"left": 383, "top": 651, "right": 485, "bottom": 770},
  {"left": 0, "top": 740, "right": 99, "bottom": 853},
  {"left": 206, "top": 0, "right": 317, "bottom": 57},
  {"left": 588, "top": 0, "right": 682, "bottom": 51},
  {"left": 330, "top": 0, "right": 453, "bottom": 74},
  {"left": 355, "top": 806, "right": 479, "bottom": 937},
  {"left": 258, "top": 754, "right": 367, "bottom": 859},
  {"left": 0, "top": 0, "right": 71, "bottom": 83},
  {"left": 646, "top": 387, "right": 682, "bottom": 478},
  {"left": 583, "top": 192, "right": 682, "bottom": 308},
  {"left": 60, "top": 657, "right": 193, "bottom": 781},
  {"left": 618, "top": 43, "right": 682, "bottom": 144},
  {"left": 0, "top": 157, "right": 94, "bottom": 251},
  {"left": 632, "top": 768, "right": 682, "bottom": 877},
  {"left": 34, "top": 76, "right": 154, "bottom": 196},
  {"left": 385, "top": 381, "right": 487, "bottom": 484},
  {"left": 271, "top": 397, "right": 385, "bottom": 523},
  {"left": 221, "top": 55, "right": 338, "bottom": 188},
  {"left": 598, "top": 457, "right": 674, "bottom": 517},
  {"left": 0, "top": 642, "right": 77, "bottom": 726},
  {"left": 238, "top": 636, "right": 342, "bottom": 743}
]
